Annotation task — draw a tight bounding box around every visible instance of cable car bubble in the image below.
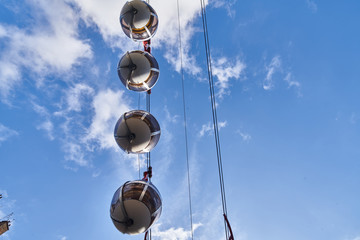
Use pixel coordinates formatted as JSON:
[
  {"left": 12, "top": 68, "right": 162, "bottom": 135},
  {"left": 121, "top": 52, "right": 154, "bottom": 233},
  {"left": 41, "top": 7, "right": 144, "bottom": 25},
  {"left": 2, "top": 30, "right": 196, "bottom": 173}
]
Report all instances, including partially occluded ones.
[
  {"left": 118, "top": 50, "right": 159, "bottom": 92},
  {"left": 120, "top": 0, "right": 159, "bottom": 41},
  {"left": 110, "top": 180, "right": 162, "bottom": 235},
  {"left": 114, "top": 110, "right": 161, "bottom": 154}
]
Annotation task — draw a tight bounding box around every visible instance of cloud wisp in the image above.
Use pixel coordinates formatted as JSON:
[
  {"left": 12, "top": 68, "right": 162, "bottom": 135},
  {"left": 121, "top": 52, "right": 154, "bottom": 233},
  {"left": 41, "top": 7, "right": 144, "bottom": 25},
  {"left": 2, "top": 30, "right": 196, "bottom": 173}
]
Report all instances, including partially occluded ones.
[
  {"left": 263, "top": 55, "right": 301, "bottom": 95},
  {"left": 66, "top": 0, "right": 205, "bottom": 75},
  {"left": 212, "top": 56, "right": 246, "bottom": 99},
  {"left": 32, "top": 102, "right": 56, "bottom": 141},
  {"left": 68, "top": 0, "right": 236, "bottom": 77},
  {"left": 84, "top": 88, "right": 130, "bottom": 151},
  {"left": 212, "top": 0, "right": 238, "bottom": 18},
  {"left": 263, "top": 55, "right": 282, "bottom": 90},
  {"left": 284, "top": 72, "right": 301, "bottom": 96},
  {"left": 350, "top": 112, "right": 359, "bottom": 125},
  {"left": 152, "top": 223, "right": 202, "bottom": 240},
  {"left": 236, "top": 130, "right": 252, "bottom": 142},
  {"left": 57, "top": 88, "right": 131, "bottom": 169},
  {"left": 0, "top": 0, "right": 92, "bottom": 103},
  {"left": 199, "top": 121, "right": 227, "bottom": 137},
  {"left": 0, "top": 123, "right": 18, "bottom": 144},
  {"left": 306, "top": 0, "right": 318, "bottom": 13}
]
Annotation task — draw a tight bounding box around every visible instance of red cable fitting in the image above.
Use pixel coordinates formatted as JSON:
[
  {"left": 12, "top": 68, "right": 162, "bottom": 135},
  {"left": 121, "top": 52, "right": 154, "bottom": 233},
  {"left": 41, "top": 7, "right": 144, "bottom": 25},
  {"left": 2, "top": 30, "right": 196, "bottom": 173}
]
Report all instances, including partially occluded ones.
[
  {"left": 143, "top": 171, "right": 148, "bottom": 181},
  {"left": 143, "top": 40, "right": 151, "bottom": 53},
  {"left": 142, "top": 167, "right": 152, "bottom": 181},
  {"left": 223, "top": 214, "right": 234, "bottom": 240}
]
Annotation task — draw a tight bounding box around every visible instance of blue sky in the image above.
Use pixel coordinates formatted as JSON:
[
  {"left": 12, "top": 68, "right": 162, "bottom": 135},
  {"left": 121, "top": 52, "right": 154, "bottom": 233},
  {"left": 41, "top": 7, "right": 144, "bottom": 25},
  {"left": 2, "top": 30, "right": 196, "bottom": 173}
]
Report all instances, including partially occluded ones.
[{"left": 1, "top": 0, "right": 360, "bottom": 239}]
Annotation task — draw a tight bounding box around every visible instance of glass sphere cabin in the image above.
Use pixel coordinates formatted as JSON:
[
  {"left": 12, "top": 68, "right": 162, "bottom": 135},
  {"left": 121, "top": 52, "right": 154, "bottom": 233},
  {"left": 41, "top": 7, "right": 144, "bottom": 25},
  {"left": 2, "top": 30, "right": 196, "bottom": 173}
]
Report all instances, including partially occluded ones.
[
  {"left": 118, "top": 50, "right": 160, "bottom": 92},
  {"left": 114, "top": 110, "right": 161, "bottom": 154},
  {"left": 110, "top": 180, "right": 162, "bottom": 235},
  {"left": 120, "top": 0, "right": 159, "bottom": 41}
]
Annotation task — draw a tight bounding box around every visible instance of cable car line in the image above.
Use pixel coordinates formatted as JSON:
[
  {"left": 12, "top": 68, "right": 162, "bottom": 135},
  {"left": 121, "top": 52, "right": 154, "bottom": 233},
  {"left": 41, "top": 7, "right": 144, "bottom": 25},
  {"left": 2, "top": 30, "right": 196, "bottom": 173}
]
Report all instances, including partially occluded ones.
[
  {"left": 113, "top": 0, "right": 233, "bottom": 239},
  {"left": 138, "top": 93, "right": 141, "bottom": 179},
  {"left": 112, "top": 1, "right": 161, "bottom": 238},
  {"left": 199, "top": 0, "right": 233, "bottom": 239},
  {"left": 176, "top": 0, "right": 194, "bottom": 239},
  {"left": 144, "top": 40, "right": 152, "bottom": 186}
]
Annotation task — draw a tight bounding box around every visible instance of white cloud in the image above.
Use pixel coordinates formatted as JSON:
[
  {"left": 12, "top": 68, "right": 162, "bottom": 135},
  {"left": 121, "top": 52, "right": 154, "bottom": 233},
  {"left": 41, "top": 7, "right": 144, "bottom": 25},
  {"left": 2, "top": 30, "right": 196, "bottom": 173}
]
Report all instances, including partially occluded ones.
[
  {"left": 164, "top": 105, "right": 179, "bottom": 124},
  {"left": 0, "top": 25, "right": 6, "bottom": 37},
  {"left": 152, "top": 106, "right": 178, "bottom": 183},
  {"left": 32, "top": 102, "right": 49, "bottom": 116},
  {"left": 212, "top": 0, "right": 237, "bottom": 17},
  {"left": 65, "top": 83, "right": 95, "bottom": 112},
  {"left": 84, "top": 89, "right": 130, "bottom": 150},
  {"left": 68, "top": 0, "right": 132, "bottom": 49},
  {"left": 263, "top": 56, "right": 301, "bottom": 95},
  {"left": 63, "top": 141, "right": 88, "bottom": 167},
  {"left": 284, "top": 72, "right": 300, "bottom": 89},
  {"left": 152, "top": 0, "right": 204, "bottom": 75},
  {"left": 236, "top": 130, "right": 252, "bottom": 142},
  {"left": 284, "top": 72, "right": 302, "bottom": 96},
  {"left": 195, "top": 203, "right": 226, "bottom": 240},
  {"left": 199, "top": 121, "right": 227, "bottom": 137},
  {"left": 54, "top": 88, "right": 131, "bottom": 169},
  {"left": 32, "top": 102, "right": 55, "bottom": 140},
  {"left": 0, "top": 123, "right": 18, "bottom": 144},
  {"left": 0, "top": 0, "right": 92, "bottom": 102},
  {"left": 218, "top": 121, "right": 227, "bottom": 128},
  {"left": 67, "top": 0, "right": 214, "bottom": 75},
  {"left": 199, "top": 122, "right": 212, "bottom": 137},
  {"left": 36, "top": 120, "right": 55, "bottom": 141},
  {"left": 212, "top": 56, "right": 246, "bottom": 99},
  {"left": 306, "top": 0, "right": 318, "bottom": 13},
  {"left": 350, "top": 112, "right": 359, "bottom": 124},
  {"left": 54, "top": 83, "right": 95, "bottom": 118},
  {"left": 0, "top": 61, "right": 21, "bottom": 103},
  {"left": 345, "top": 236, "right": 360, "bottom": 240},
  {"left": 57, "top": 236, "right": 67, "bottom": 240},
  {"left": 152, "top": 223, "right": 202, "bottom": 240},
  {"left": 263, "top": 55, "right": 281, "bottom": 90},
  {"left": 24, "top": 87, "right": 134, "bottom": 170}
]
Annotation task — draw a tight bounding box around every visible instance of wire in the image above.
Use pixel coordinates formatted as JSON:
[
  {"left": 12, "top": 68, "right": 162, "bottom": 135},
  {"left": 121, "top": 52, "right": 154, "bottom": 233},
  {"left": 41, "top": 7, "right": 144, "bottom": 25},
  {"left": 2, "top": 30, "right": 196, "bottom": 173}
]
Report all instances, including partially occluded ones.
[
  {"left": 138, "top": 93, "right": 141, "bottom": 179},
  {"left": 176, "top": 0, "right": 194, "bottom": 239},
  {"left": 144, "top": 36, "right": 152, "bottom": 240},
  {"left": 146, "top": 90, "right": 151, "bottom": 112},
  {"left": 199, "top": 0, "right": 230, "bottom": 239},
  {"left": 146, "top": 91, "right": 151, "bottom": 182}
]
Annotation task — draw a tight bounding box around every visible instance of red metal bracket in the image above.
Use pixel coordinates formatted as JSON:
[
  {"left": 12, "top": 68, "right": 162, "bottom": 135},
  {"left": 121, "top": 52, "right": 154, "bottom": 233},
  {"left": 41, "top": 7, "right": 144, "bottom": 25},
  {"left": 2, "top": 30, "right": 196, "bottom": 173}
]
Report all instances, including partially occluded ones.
[
  {"left": 142, "top": 166, "right": 152, "bottom": 181},
  {"left": 143, "top": 39, "right": 151, "bottom": 53},
  {"left": 223, "top": 214, "right": 234, "bottom": 240}
]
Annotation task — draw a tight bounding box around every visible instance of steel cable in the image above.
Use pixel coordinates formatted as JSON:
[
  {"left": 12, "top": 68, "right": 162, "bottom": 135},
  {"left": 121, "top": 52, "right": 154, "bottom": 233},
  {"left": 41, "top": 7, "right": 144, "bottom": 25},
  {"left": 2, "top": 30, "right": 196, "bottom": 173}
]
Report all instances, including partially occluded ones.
[
  {"left": 199, "top": 0, "right": 230, "bottom": 239},
  {"left": 177, "top": 0, "right": 194, "bottom": 239}
]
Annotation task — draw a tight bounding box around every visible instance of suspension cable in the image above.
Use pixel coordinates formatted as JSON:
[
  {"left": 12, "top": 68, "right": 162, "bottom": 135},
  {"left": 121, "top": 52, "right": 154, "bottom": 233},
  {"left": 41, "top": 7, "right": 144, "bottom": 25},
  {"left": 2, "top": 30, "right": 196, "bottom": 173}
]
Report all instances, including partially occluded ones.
[
  {"left": 137, "top": 93, "right": 141, "bottom": 179},
  {"left": 144, "top": 38, "right": 152, "bottom": 240},
  {"left": 176, "top": 0, "right": 194, "bottom": 239},
  {"left": 199, "top": 0, "right": 231, "bottom": 239},
  {"left": 146, "top": 90, "right": 151, "bottom": 183}
]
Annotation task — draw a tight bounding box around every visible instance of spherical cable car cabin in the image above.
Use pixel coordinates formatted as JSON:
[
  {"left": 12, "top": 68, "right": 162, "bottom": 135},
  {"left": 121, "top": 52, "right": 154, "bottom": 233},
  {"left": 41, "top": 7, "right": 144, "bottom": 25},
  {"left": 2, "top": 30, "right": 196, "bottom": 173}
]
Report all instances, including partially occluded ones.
[
  {"left": 120, "top": 0, "right": 159, "bottom": 41},
  {"left": 110, "top": 180, "right": 162, "bottom": 235},
  {"left": 114, "top": 110, "right": 161, "bottom": 154},
  {"left": 118, "top": 50, "right": 159, "bottom": 92}
]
